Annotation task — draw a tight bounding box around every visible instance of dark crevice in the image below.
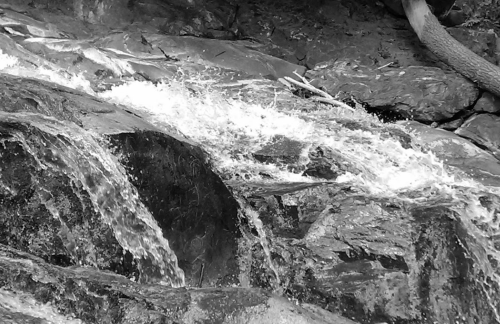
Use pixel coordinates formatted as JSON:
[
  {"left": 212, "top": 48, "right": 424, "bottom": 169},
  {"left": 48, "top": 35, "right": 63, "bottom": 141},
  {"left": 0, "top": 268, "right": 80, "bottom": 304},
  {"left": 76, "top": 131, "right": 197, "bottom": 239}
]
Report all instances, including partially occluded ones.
[
  {"left": 338, "top": 250, "right": 410, "bottom": 272},
  {"left": 364, "top": 104, "right": 407, "bottom": 123}
]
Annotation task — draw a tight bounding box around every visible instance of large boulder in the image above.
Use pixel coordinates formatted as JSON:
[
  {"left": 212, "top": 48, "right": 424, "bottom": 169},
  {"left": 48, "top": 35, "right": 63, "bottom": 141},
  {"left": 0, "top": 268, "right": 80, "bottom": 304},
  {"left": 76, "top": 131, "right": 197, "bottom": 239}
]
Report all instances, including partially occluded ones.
[
  {"left": 308, "top": 60, "right": 478, "bottom": 123},
  {"left": 455, "top": 113, "right": 500, "bottom": 161},
  {"left": 235, "top": 184, "right": 500, "bottom": 324},
  {"left": 0, "top": 74, "right": 241, "bottom": 287}
]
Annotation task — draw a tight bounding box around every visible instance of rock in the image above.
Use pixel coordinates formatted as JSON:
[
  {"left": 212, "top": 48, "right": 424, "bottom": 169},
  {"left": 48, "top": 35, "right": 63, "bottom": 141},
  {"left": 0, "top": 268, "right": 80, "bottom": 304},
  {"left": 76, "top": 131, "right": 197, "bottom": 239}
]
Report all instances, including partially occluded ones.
[
  {"left": 253, "top": 136, "right": 307, "bottom": 172},
  {"left": 441, "top": 6, "right": 467, "bottom": 27},
  {"left": 455, "top": 113, "right": 500, "bottom": 160},
  {"left": 0, "top": 6, "right": 64, "bottom": 38},
  {"left": 309, "top": 60, "right": 479, "bottom": 123},
  {"left": 437, "top": 116, "right": 466, "bottom": 130},
  {"left": 0, "top": 244, "right": 353, "bottom": 324},
  {"left": 13, "top": 29, "right": 305, "bottom": 85},
  {"left": 0, "top": 74, "right": 159, "bottom": 134},
  {"left": 401, "top": 120, "right": 500, "bottom": 186},
  {"left": 474, "top": 91, "right": 500, "bottom": 113},
  {"left": 0, "top": 113, "right": 176, "bottom": 285},
  {"left": 236, "top": 185, "right": 500, "bottom": 324},
  {"left": 108, "top": 131, "right": 241, "bottom": 288},
  {"left": 0, "top": 73, "right": 241, "bottom": 287},
  {"left": 143, "top": 33, "right": 306, "bottom": 80}
]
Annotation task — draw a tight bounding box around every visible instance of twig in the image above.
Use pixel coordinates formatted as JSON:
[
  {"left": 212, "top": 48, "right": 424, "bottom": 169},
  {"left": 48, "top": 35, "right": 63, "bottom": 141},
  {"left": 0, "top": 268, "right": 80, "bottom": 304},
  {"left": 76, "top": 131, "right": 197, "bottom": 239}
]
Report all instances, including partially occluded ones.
[
  {"left": 284, "top": 76, "right": 333, "bottom": 99},
  {"left": 377, "top": 61, "right": 394, "bottom": 70},
  {"left": 293, "top": 71, "right": 310, "bottom": 85},
  {"left": 311, "top": 97, "right": 355, "bottom": 111},
  {"left": 198, "top": 262, "right": 205, "bottom": 288},
  {"left": 284, "top": 76, "right": 355, "bottom": 111}
]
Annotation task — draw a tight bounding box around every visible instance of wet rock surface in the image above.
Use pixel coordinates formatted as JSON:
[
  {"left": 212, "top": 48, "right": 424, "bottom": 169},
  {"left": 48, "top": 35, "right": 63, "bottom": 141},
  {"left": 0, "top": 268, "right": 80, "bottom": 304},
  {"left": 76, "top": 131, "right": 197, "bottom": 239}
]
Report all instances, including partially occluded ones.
[
  {"left": 0, "top": 244, "right": 355, "bottom": 324},
  {"left": 108, "top": 131, "right": 241, "bottom": 288},
  {"left": 236, "top": 185, "right": 499, "bottom": 324},
  {"left": 1, "top": 0, "right": 500, "bottom": 323},
  {"left": 308, "top": 61, "right": 478, "bottom": 123},
  {"left": 455, "top": 113, "right": 500, "bottom": 159},
  {"left": 401, "top": 120, "right": 500, "bottom": 186}
]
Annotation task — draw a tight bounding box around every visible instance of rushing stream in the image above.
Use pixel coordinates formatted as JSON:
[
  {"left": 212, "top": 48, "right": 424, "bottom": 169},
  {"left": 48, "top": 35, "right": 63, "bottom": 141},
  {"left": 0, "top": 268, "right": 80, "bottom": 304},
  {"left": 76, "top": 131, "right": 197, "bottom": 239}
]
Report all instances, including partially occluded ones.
[
  {"left": 3, "top": 59, "right": 500, "bottom": 320},
  {"left": 98, "top": 78, "right": 500, "bottom": 319}
]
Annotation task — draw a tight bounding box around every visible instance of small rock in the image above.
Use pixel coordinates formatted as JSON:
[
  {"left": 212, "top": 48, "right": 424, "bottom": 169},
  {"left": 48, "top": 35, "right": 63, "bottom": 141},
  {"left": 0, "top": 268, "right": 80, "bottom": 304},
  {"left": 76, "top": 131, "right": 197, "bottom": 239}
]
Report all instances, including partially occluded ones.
[
  {"left": 455, "top": 113, "right": 500, "bottom": 160},
  {"left": 473, "top": 92, "right": 500, "bottom": 114}
]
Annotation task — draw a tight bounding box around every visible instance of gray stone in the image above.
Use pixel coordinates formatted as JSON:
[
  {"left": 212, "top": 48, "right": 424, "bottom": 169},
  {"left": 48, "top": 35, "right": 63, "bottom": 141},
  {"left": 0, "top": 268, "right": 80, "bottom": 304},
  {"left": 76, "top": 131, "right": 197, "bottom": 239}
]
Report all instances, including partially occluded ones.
[
  {"left": 474, "top": 92, "right": 500, "bottom": 113},
  {"left": 309, "top": 60, "right": 479, "bottom": 123},
  {"left": 455, "top": 113, "right": 500, "bottom": 160},
  {"left": 402, "top": 120, "right": 500, "bottom": 186}
]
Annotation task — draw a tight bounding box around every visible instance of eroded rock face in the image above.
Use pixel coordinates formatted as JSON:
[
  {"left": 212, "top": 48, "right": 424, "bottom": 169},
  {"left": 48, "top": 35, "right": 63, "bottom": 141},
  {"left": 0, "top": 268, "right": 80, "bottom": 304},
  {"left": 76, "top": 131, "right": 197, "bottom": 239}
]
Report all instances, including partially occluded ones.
[
  {"left": 108, "top": 131, "right": 241, "bottom": 287},
  {"left": 474, "top": 92, "right": 500, "bottom": 114},
  {"left": 236, "top": 184, "right": 499, "bottom": 324}
]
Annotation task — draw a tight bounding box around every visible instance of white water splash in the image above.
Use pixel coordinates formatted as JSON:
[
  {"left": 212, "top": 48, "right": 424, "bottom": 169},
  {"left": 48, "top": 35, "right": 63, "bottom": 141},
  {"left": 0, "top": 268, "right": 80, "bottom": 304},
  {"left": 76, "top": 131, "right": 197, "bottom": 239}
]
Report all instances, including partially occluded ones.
[
  {"left": 0, "top": 289, "right": 84, "bottom": 324},
  {"left": 0, "top": 50, "right": 18, "bottom": 69},
  {"left": 0, "top": 50, "right": 94, "bottom": 94},
  {"left": 98, "top": 79, "right": 478, "bottom": 196}
]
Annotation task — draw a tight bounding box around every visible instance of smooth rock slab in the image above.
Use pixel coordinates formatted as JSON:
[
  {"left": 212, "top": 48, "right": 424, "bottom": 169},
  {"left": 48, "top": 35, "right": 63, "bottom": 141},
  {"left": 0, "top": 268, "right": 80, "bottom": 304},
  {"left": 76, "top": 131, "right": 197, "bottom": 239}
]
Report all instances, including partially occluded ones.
[
  {"left": 143, "top": 33, "right": 306, "bottom": 80},
  {"left": 308, "top": 60, "right": 478, "bottom": 123},
  {"left": 108, "top": 131, "right": 241, "bottom": 288}
]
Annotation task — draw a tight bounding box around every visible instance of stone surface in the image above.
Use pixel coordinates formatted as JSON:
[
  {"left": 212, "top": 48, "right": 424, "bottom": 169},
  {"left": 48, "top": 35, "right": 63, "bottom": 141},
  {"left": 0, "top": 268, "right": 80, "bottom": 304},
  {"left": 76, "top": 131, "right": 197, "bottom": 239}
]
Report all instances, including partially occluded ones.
[
  {"left": 234, "top": 184, "right": 500, "bottom": 324},
  {"left": 474, "top": 92, "right": 500, "bottom": 114},
  {"left": 108, "top": 131, "right": 241, "bottom": 288},
  {"left": 143, "top": 33, "right": 306, "bottom": 80},
  {"left": 401, "top": 120, "right": 500, "bottom": 186},
  {"left": 308, "top": 60, "right": 478, "bottom": 123},
  {"left": 0, "top": 244, "right": 349, "bottom": 324},
  {"left": 455, "top": 113, "right": 500, "bottom": 160}
]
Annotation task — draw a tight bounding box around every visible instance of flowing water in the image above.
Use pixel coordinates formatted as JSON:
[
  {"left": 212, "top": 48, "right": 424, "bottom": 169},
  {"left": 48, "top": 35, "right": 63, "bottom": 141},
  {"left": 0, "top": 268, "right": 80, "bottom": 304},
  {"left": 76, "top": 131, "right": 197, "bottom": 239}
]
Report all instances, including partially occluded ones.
[
  {"left": 3, "top": 50, "right": 500, "bottom": 320},
  {"left": 98, "top": 78, "right": 500, "bottom": 319},
  {"left": 0, "top": 289, "right": 84, "bottom": 324},
  {"left": 0, "top": 112, "right": 185, "bottom": 288}
]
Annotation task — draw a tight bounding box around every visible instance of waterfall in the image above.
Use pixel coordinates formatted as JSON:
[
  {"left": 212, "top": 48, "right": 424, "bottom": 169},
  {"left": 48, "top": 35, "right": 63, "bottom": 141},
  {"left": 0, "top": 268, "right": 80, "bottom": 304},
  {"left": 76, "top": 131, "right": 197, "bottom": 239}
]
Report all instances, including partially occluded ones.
[{"left": 0, "top": 112, "right": 185, "bottom": 287}]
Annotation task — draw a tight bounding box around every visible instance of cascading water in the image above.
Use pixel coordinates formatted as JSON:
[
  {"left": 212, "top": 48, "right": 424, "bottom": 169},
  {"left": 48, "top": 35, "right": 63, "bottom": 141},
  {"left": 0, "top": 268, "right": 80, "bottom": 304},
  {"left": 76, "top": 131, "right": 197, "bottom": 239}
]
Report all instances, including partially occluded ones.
[
  {"left": 3, "top": 52, "right": 500, "bottom": 319},
  {"left": 0, "top": 112, "right": 185, "bottom": 288},
  {"left": 98, "top": 78, "right": 500, "bottom": 319}
]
